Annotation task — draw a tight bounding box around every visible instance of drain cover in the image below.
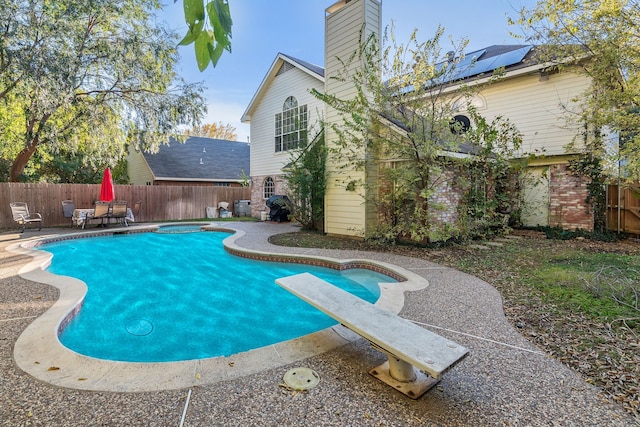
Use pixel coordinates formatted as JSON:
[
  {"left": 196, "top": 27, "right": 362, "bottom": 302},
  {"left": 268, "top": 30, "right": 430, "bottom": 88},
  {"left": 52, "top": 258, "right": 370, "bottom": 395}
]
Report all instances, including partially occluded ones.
[
  {"left": 283, "top": 367, "right": 320, "bottom": 390},
  {"left": 125, "top": 319, "right": 153, "bottom": 336}
]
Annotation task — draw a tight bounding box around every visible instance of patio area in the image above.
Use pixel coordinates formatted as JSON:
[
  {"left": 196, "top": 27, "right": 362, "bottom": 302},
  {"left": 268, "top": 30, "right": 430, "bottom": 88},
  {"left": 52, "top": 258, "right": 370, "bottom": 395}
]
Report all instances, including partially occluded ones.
[{"left": 0, "top": 222, "right": 634, "bottom": 426}]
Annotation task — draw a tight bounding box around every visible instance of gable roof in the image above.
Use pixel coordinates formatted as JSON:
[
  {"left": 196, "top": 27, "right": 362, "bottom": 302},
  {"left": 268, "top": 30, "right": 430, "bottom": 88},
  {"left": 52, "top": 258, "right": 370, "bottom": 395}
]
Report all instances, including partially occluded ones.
[
  {"left": 241, "top": 53, "right": 324, "bottom": 123},
  {"left": 142, "top": 136, "right": 250, "bottom": 182},
  {"left": 280, "top": 53, "right": 325, "bottom": 78},
  {"left": 240, "top": 44, "right": 545, "bottom": 158},
  {"left": 242, "top": 45, "right": 542, "bottom": 125}
]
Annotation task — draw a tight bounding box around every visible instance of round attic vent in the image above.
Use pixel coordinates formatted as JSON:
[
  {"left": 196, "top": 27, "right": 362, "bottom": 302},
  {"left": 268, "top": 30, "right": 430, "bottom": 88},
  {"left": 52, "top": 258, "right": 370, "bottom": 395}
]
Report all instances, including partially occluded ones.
[{"left": 449, "top": 114, "right": 471, "bottom": 134}]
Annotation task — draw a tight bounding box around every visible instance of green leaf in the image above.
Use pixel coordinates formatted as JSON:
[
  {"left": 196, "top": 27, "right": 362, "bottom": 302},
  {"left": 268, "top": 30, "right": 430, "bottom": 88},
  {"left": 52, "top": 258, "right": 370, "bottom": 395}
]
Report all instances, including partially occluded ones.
[
  {"left": 206, "top": 1, "right": 231, "bottom": 53},
  {"left": 183, "top": 0, "right": 205, "bottom": 25},
  {"left": 212, "top": 0, "right": 233, "bottom": 36},
  {"left": 208, "top": 38, "right": 225, "bottom": 68},
  {"left": 178, "top": 20, "right": 204, "bottom": 46},
  {"left": 194, "top": 30, "right": 213, "bottom": 71}
]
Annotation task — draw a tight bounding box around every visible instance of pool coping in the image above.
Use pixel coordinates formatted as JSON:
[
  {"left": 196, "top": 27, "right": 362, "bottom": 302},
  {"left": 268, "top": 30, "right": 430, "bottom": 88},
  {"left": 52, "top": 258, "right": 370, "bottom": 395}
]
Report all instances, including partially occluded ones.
[{"left": 8, "top": 222, "right": 430, "bottom": 392}]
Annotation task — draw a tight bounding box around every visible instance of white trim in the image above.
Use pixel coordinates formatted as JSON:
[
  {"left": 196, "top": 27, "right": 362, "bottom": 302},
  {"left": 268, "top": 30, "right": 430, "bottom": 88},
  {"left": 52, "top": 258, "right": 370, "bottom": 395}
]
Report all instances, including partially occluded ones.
[
  {"left": 152, "top": 177, "right": 244, "bottom": 183},
  {"left": 241, "top": 54, "right": 324, "bottom": 123}
]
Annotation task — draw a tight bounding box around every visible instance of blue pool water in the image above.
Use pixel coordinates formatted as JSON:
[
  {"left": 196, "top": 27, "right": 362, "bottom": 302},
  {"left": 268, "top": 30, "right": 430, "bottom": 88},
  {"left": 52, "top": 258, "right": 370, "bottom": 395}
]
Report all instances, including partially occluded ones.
[{"left": 42, "top": 231, "right": 396, "bottom": 362}]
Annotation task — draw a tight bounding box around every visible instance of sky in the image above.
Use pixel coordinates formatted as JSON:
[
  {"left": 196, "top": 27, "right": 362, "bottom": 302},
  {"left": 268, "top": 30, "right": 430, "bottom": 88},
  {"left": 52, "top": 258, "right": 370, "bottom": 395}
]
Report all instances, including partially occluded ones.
[{"left": 156, "top": 0, "right": 536, "bottom": 142}]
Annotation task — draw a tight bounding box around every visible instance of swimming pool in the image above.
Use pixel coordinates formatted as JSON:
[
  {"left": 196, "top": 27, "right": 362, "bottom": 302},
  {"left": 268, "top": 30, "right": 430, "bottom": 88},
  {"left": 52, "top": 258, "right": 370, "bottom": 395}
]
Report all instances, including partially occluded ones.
[
  {"left": 11, "top": 222, "right": 430, "bottom": 391},
  {"left": 42, "top": 229, "right": 396, "bottom": 362}
]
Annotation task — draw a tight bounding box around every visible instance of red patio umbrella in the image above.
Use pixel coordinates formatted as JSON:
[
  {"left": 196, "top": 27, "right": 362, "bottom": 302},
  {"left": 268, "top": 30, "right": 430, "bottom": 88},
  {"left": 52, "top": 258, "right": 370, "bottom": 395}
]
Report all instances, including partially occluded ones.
[{"left": 99, "top": 167, "right": 115, "bottom": 202}]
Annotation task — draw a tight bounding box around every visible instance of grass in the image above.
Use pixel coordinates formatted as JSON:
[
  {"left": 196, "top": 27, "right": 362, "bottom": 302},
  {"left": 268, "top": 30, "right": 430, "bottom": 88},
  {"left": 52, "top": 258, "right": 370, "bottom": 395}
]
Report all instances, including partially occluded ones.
[
  {"left": 452, "top": 243, "right": 639, "bottom": 324},
  {"left": 269, "top": 229, "right": 640, "bottom": 419},
  {"left": 271, "top": 230, "right": 639, "bottom": 323}
]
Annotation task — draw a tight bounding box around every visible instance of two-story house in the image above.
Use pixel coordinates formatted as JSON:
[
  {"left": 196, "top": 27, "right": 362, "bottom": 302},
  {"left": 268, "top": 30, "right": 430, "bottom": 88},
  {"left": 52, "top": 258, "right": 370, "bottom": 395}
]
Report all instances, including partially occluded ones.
[{"left": 243, "top": 0, "right": 592, "bottom": 237}]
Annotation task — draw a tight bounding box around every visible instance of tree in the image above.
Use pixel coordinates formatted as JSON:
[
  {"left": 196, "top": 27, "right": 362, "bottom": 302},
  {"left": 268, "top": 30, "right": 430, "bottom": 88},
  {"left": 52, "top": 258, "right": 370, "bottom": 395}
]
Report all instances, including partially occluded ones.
[
  {"left": 511, "top": 0, "right": 640, "bottom": 182},
  {"left": 0, "top": 0, "right": 206, "bottom": 182},
  {"left": 0, "top": 93, "right": 23, "bottom": 179},
  {"left": 283, "top": 130, "right": 326, "bottom": 231},
  {"left": 186, "top": 121, "right": 238, "bottom": 140},
  {"left": 178, "top": 0, "right": 232, "bottom": 71},
  {"left": 314, "top": 27, "right": 523, "bottom": 243}
]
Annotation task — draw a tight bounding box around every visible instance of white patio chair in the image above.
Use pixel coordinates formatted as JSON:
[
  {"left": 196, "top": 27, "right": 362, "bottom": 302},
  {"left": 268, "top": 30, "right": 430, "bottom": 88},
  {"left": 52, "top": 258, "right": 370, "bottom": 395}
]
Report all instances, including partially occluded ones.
[{"left": 10, "top": 202, "right": 42, "bottom": 233}]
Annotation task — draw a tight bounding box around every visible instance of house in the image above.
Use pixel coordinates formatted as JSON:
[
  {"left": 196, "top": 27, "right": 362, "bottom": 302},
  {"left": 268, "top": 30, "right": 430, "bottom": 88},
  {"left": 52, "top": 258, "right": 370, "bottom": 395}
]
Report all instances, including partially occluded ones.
[
  {"left": 435, "top": 43, "right": 592, "bottom": 231},
  {"left": 241, "top": 53, "right": 325, "bottom": 214},
  {"left": 127, "top": 136, "right": 250, "bottom": 186},
  {"left": 243, "top": 0, "right": 593, "bottom": 236}
]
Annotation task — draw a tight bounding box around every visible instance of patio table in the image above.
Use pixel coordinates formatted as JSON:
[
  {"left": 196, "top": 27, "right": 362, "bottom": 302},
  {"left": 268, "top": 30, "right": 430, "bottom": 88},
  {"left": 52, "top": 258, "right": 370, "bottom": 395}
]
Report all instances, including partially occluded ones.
[{"left": 72, "top": 208, "right": 134, "bottom": 228}]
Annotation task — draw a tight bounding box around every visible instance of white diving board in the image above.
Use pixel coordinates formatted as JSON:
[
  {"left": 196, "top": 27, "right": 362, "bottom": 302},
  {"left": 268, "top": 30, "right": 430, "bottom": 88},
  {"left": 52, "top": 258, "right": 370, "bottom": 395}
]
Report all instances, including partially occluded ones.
[{"left": 276, "top": 273, "right": 469, "bottom": 399}]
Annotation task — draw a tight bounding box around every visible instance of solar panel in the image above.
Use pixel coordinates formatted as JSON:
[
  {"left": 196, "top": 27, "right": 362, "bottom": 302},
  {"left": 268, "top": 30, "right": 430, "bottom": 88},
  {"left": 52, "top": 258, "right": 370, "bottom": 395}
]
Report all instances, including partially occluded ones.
[
  {"left": 388, "top": 45, "right": 534, "bottom": 94},
  {"left": 433, "top": 46, "right": 533, "bottom": 85},
  {"left": 491, "top": 46, "right": 533, "bottom": 69}
]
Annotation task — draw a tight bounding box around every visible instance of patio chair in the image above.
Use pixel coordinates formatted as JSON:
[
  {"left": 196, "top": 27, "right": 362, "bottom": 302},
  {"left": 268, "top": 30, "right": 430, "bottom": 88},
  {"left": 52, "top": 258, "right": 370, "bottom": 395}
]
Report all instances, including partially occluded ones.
[
  {"left": 110, "top": 200, "right": 128, "bottom": 226},
  {"left": 132, "top": 200, "right": 142, "bottom": 217},
  {"left": 61, "top": 200, "right": 75, "bottom": 227},
  {"left": 89, "top": 201, "right": 110, "bottom": 228},
  {"left": 10, "top": 202, "right": 42, "bottom": 233}
]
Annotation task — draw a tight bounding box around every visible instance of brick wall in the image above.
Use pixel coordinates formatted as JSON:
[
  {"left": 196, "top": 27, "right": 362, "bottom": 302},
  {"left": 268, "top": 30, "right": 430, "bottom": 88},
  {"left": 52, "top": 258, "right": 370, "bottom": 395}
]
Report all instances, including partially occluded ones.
[
  {"left": 376, "top": 166, "right": 464, "bottom": 230},
  {"left": 250, "top": 164, "right": 595, "bottom": 231},
  {"left": 250, "top": 174, "right": 288, "bottom": 217},
  {"left": 429, "top": 169, "right": 464, "bottom": 225},
  {"left": 549, "top": 163, "right": 593, "bottom": 231}
]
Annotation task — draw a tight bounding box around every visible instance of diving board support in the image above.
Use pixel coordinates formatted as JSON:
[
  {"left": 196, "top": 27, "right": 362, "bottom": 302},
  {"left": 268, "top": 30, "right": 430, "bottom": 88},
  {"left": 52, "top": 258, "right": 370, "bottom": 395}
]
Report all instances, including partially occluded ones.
[
  {"left": 369, "top": 345, "right": 440, "bottom": 398},
  {"left": 275, "top": 272, "right": 469, "bottom": 399}
]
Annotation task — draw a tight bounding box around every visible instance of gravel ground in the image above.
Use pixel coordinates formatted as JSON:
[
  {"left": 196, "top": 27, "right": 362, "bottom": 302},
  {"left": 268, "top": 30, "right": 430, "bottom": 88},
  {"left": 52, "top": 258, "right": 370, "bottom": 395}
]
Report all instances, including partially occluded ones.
[{"left": 0, "top": 224, "right": 637, "bottom": 426}]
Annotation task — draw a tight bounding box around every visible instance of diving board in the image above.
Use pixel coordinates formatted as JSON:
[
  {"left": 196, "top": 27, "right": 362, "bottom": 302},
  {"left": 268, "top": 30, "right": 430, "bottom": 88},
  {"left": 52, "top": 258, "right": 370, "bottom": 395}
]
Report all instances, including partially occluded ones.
[{"left": 275, "top": 273, "right": 469, "bottom": 399}]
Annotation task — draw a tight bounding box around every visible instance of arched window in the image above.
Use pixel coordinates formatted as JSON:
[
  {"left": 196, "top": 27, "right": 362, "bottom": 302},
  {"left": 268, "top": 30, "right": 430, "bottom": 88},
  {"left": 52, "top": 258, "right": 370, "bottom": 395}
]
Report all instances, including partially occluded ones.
[
  {"left": 263, "top": 177, "right": 275, "bottom": 199},
  {"left": 275, "top": 96, "right": 308, "bottom": 152},
  {"left": 452, "top": 94, "right": 486, "bottom": 111}
]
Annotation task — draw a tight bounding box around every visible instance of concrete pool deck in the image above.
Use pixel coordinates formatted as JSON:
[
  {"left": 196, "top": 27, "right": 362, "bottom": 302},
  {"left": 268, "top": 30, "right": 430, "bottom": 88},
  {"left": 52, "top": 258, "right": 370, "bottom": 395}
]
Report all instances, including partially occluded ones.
[{"left": 0, "top": 222, "right": 636, "bottom": 426}]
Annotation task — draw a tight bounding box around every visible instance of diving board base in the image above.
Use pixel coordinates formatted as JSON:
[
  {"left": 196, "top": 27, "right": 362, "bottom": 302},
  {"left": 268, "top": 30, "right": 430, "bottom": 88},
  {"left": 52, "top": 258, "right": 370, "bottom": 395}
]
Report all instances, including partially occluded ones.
[{"left": 369, "top": 360, "right": 440, "bottom": 399}]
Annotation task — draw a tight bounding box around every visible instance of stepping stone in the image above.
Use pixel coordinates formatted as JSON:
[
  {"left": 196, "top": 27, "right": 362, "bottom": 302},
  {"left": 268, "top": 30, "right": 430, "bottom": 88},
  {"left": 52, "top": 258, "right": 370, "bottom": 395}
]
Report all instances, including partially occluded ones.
[{"left": 468, "top": 244, "right": 490, "bottom": 249}]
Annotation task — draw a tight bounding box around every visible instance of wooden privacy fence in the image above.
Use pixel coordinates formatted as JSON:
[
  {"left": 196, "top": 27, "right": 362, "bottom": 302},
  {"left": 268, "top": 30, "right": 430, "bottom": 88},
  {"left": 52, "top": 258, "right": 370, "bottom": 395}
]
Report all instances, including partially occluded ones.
[
  {"left": 606, "top": 183, "right": 640, "bottom": 236},
  {"left": 0, "top": 183, "right": 251, "bottom": 230}
]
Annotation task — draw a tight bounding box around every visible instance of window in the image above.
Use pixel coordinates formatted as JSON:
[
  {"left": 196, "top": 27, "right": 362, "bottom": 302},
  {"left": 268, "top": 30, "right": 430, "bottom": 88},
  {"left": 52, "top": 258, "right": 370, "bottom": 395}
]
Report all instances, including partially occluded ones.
[
  {"left": 263, "top": 177, "right": 274, "bottom": 199},
  {"left": 275, "top": 96, "right": 308, "bottom": 152}
]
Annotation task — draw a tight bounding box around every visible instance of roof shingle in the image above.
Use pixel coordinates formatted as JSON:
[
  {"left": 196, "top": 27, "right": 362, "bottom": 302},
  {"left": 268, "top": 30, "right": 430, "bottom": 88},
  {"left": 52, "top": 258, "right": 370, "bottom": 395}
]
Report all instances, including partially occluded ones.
[{"left": 142, "top": 136, "right": 250, "bottom": 182}]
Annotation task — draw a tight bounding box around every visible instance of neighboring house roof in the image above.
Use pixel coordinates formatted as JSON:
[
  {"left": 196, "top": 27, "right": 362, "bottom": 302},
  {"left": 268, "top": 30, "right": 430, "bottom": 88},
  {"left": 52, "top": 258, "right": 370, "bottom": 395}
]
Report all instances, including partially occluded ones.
[
  {"left": 241, "top": 53, "right": 324, "bottom": 123},
  {"left": 142, "top": 136, "right": 250, "bottom": 182}
]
